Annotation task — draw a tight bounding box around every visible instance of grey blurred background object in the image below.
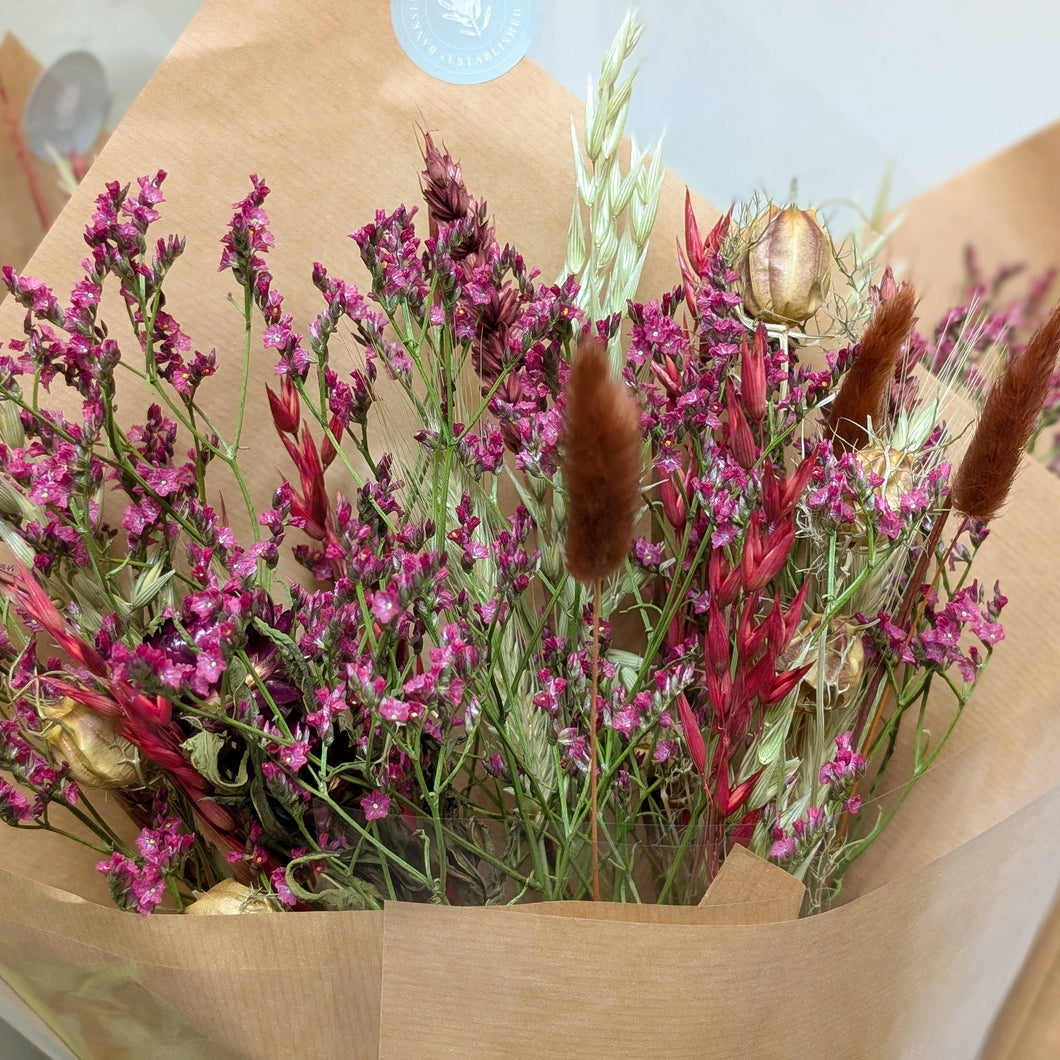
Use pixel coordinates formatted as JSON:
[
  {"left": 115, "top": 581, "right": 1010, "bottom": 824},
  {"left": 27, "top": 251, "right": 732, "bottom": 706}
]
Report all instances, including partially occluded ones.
[
  {"left": 2, "top": 0, "right": 1060, "bottom": 1055},
  {"left": 0, "top": 980, "right": 71, "bottom": 1060},
  {"left": 23, "top": 50, "right": 108, "bottom": 162}
]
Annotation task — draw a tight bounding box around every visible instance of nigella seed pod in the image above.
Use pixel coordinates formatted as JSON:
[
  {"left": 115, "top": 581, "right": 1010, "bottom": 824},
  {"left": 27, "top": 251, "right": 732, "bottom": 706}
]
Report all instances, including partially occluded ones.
[
  {"left": 41, "top": 698, "right": 141, "bottom": 789},
  {"left": 838, "top": 446, "right": 916, "bottom": 544},
  {"left": 856, "top": 447, "right": 915, "bottom": 511},
  {"left": 740, "top": 205, "right": 832, "bottom": 325},
  {"left": 781, "top": 614, "right": 865, "bottom": 709},
  {"left": 184, "top": 879, "right": 277, "bottom": 915}
]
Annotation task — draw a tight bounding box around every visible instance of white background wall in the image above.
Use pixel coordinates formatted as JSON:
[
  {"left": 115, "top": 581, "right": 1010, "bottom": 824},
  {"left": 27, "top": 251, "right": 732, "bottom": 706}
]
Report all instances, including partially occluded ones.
[{"left": 534, "top": 0, "right": 1060, "bottom": 209}]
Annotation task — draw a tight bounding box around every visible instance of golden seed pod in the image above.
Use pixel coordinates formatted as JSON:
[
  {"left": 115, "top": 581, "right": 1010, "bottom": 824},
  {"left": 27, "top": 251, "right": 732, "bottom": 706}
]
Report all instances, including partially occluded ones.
[
  {"left": 835, "top": 447, "right": 916, "bottom": 543},
  {"left": 856, "top": 447, "right": 915, "bottom": 511},
  {"left": 184, "top": 879, "right": 277, "bottom": 915},
  {"left": 740, "top": 205, "right": 832, "bottom": 325},
  {"left": 782, "top": 614, "right": 865, "bottom": 708},
  {"left": 42, "top": 698, "right": 142, "bottom": 789}
]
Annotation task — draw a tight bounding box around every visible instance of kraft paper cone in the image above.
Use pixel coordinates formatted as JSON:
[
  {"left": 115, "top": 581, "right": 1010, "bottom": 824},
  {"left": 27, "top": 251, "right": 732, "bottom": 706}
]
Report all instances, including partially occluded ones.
[
  {"left": 376, "top": 783, "right": 1060, "bottom": 1059},
  {"left": 697, "top": 843, "right": 805, "bottom": 923},
  {"left": 877, "top": 117, "right": 1060, "bottom": 1059},
  {"left": 2, "top": 0, "right": 1060, "bottom": 1055},
  {"left": 0, "top": 867, "right": 383, "bottom": 1059},
  {"left": 984, "top": 886, "right": 1060, "bottom": 1060},
  {"left": 496, "top": 847, "right": 803, "bottom": 927},
  {"left": 886, "top": 119, "right": 1060, "bottom": 322}
]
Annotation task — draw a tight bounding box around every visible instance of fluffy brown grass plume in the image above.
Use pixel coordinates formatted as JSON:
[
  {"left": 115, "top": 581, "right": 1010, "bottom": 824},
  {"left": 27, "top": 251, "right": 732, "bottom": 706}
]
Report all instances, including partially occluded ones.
[
  {"left": 952, "top": 302, "right": 1060, "bottom": 522},
  {"left": 828, "top": 282, "right": 917, "bottom": 452},
  {"left": 563, "top": 338, "right": 642, "bottom": 583}
]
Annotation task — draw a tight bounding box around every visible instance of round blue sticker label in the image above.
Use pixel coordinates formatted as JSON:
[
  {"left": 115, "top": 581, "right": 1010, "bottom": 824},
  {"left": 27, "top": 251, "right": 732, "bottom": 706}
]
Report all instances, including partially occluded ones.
[{"left": 391, "top": 1, "right": 539, "bottom": 86}]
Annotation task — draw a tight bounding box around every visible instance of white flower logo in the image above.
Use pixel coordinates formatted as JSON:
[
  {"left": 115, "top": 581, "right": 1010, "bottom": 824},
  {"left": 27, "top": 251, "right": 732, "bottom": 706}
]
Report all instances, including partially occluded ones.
[{"left": 436, "top": 0, "right": 492, "bottom": 37}]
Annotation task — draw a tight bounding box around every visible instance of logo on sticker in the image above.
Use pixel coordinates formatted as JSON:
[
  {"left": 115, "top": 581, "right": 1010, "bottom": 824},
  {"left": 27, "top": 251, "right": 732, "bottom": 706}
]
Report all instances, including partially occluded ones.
[{"left": 392, "top": 0, "right": 539, "bottom": 86}]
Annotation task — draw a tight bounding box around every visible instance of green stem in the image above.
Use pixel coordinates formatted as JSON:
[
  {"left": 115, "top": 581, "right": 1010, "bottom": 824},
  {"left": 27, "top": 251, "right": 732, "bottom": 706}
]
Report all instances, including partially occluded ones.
[
  {"left": 655, "top": 795, "right": 709, "bottom": 904},
  {"left": 232, "top": 284, "right": 254, "bottom": 453},
  {"left": 589, "top": 579, "right": 601, "bottom": 902}
]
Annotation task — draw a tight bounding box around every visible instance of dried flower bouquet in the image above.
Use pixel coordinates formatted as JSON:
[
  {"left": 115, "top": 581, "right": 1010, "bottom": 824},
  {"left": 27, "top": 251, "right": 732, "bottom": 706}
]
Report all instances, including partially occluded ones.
[{"left": 0, "top": 15, "right": 1056, "bottom": 921}]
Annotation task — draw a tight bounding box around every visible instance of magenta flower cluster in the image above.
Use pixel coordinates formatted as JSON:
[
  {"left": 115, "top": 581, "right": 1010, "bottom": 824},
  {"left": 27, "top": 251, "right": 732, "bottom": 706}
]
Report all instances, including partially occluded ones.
[{"left": 96, "top": 794, "right": 196, "bottom": 914}]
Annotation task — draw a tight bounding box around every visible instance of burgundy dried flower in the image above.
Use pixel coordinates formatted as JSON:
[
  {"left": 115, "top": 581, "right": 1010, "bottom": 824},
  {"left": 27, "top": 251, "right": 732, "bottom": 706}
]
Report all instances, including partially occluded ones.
[
  {"left": 420, "top": 132, "right": 470, "bottom": 233},
  {"left": 740, "top": 328, "right": 768, "bottom": 423},
  {"left": 419, "top": 132, "right": 493, "bottom": 263},
  {"left": 267, "top": 375, "right": 301, "bottom": 437}
]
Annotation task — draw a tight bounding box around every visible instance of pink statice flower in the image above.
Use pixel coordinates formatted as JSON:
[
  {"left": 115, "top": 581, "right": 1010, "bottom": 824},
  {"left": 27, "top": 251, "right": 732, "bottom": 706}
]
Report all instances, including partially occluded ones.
[
  {"left": 95, "top": 795, "right": 195, "bottom": 915},
  {"left": 360, "top": 791, "right": 391, "bottom": 822}
]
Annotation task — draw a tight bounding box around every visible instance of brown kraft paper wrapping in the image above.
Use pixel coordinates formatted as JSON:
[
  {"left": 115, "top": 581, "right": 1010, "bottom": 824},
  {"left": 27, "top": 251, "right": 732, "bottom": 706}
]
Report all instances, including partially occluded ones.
[{"left": 1, "top": 0, "right": 1060, "bottom": 1055}]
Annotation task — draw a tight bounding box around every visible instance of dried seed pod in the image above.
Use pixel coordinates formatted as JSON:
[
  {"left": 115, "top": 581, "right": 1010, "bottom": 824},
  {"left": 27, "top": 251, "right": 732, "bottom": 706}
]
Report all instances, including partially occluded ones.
[
  {"left": 857, "top": 446, "right": 915, "bottom": 512},
  {"left": 832, "top": 447, "right": 916, "bottom": 543},
  {"left": 780, "top": 614, "right": 865, "bottom": 708},
  {"left": 42, "top": 697, "right": 141, "bottom": 789},
  {"left": 184, "top": 879, "right": 277, "bottom": 915},
  {"left": 740, "top": 205, "right": 831, "bottom": 325}
]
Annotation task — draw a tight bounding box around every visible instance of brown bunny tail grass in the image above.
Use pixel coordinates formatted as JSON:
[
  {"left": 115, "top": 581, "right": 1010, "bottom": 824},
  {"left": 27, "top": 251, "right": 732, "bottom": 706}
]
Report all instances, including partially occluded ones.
[
  {"left": 563, "top": 338, "right": 643, "bottom": 583},
  {"left": 952, "top": 302, "right": 1060, "bottom": 522},
  {"left": 828, "top": 282, "right": 917, "bottom": 452}
]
